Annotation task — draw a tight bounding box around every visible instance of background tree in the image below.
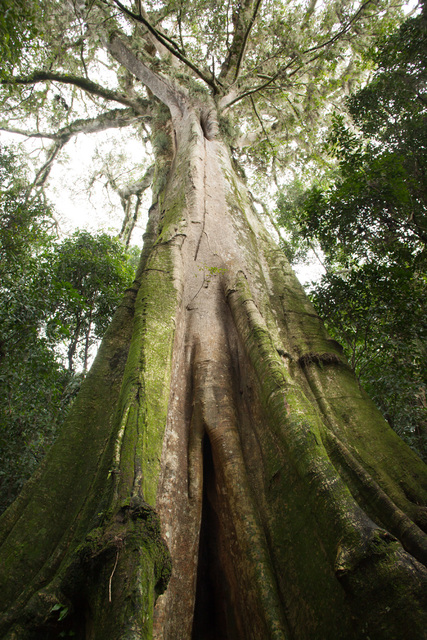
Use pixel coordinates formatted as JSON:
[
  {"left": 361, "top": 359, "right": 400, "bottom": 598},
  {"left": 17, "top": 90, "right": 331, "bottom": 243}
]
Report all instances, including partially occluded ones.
[
  {"left": 312, "top": 263, "right": 427, "bottom": 457},
  {"left": 285, "top": 11, "right": 427, "bottom": 458},
  {"left": 0, "top": 145, "right": 137, "bottom": 513},
  {"left": 42, "top": 230, "right": 137, "bottom": 372},
  {"left": 0, "top": 144, "right": 70, "bottom": 512},
  {"left": 0, "top": 2, "right": 426, "bottom": 639}
]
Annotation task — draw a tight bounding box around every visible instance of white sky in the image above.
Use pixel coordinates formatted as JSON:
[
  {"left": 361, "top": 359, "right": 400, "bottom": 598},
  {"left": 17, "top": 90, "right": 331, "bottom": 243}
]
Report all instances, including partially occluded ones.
[
  {"left": 0, "top": 123, "right": 324, "bottom": 286},
  {"left": 46, "top": 131, "right": 152, "bottom": 241}
]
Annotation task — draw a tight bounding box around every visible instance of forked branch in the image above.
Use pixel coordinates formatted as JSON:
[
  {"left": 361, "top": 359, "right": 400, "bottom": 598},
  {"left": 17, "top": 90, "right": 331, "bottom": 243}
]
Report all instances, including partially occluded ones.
[
  {"left": 219, "top": 0, "right": 263, "bottom": 85},
  {"left": 110, "top": 0, "right": 218, "bottom": 91},
  {"left": 0, "top": 107, "right": 148, "bottom": 141},
  {"left": 26, "top": 138, "right": 69, "bottom": 200},
  {"left": 1, "top": 72, "right": 150, "bottom": 114},
  {"left": 117, "top": 165, "right": 155, "bottom": 246}
]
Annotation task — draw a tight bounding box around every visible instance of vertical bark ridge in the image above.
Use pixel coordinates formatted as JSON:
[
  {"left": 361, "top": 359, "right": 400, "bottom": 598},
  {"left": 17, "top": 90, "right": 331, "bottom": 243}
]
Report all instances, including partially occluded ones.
[
  {"left": 226, "top": 272, "right": 374, "bottom": 547},
  {"left": 194, "top": 334, "right": 289, "bottom": 640},
  {"left": 150, "top": 112, "right": 427, "bottom": 638},
  {"left": 226, "top": 269, "right": 427, "bottom": 637},
  {"left": 154, "top": 117, "right": 290, "bottom": 638},
  {"left": 302, "top": 359, "right": 427, "bottom": 519},
  {"left": 253, "top": 227, "right": 427, "bottom": 524},
  {"left": 325, "top": 429, "right": 427, "bottom": 564},
  {"left": 300, "top": 359, "right": 427, "bottom": 538}
]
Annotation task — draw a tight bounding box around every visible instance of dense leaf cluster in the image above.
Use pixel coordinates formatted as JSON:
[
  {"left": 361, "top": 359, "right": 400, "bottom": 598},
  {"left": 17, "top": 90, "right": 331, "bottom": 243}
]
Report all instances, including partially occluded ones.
[
  {"left": 300, "top": 12, "right": 426, "bottom": 261},
  {"left": 285, "top": 13, "right": 427, "bottom": 457},
  {"left": 41, "top": 230, "right": 137, "bottom": 372},
  {"left": 313, "top": 263, "right": 427, "bottom": 456},
  {"left": 0, "top": 0, "right": 41, "bottom": 78},
  {"left": 0, "top": 145, "right": 137, "bottom": 511}
]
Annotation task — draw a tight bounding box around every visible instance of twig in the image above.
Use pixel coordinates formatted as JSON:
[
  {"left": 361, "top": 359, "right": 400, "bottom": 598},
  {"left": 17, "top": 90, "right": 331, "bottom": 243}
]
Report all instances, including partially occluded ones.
[{"left": 250, "top": 95, "right": 275, "bottom": 152}]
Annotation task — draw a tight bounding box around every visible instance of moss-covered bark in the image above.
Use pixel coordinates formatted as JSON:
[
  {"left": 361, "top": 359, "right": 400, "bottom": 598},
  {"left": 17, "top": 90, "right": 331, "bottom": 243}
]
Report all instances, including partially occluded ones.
[
  {"left": 0, "top": 99, "right": 426, "bottom": 639},
  {"left": 0, "top": 205, "right": 174, "bottom": 638}
]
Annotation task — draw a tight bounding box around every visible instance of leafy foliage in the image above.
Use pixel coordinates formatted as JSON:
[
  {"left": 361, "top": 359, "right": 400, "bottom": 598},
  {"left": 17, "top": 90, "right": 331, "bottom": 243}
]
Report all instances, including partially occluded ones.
[
  {"left": 299, "top": 12, "right": 426, "bottom": 259},
  {"left": 41, "top": 231, "right": 137, "bottom": 372},
  {"left": 286, "top": 13, "right": 427, "bottom": 456},
  {"left": 0, "top": 146, "right": 137, "bottom": 511},
  {"left": 300, "top": 113, "right": 426, "bottom": 263},
  {"left": 275, "top": 180, "right": 320, "bottom": 265},
  {"left": 0, "top": 144, "right": 68, "bottom": 510},
  {"left": 313, "top": 262, "right": 427, "bottom": 458},
  {"left": 0, "top": 0, "right": 42, "bottom": 78},
  {"left": 0, "top": 144, "right": 56, "bottom": 369}
]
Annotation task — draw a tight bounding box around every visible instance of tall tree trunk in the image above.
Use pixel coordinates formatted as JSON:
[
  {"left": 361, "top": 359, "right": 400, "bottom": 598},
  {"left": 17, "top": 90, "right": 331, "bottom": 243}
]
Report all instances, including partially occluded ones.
[{"left": 0, "top": 105, "right": 426, "bottom": 639}]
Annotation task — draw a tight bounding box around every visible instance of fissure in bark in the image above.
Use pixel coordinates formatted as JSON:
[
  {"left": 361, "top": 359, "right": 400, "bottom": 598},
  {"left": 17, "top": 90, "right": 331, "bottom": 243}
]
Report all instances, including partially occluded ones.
[{"left": 0, "top": 98, "right": 426, "bottom": 639}]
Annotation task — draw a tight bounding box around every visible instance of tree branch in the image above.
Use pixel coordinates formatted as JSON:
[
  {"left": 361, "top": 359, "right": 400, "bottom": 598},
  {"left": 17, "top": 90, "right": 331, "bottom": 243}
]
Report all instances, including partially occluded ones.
[
  {"left": 110, "top": 0, "right": 218, "bottom": 91},
  {"left": 250, "top": 95, "right": 275, "bottom": 152},
  {"left": 233, "top": 0, "right": 263, "bottom": 82},
  {"left": 219, "top": 0, "right": 263, "bottom": 85},
  {"left": 15, "top": 107, "right": 148, "bottom": 202},
  {"left": 0, "top": 127, "right": 56, "bottom": 140},
  {"left": 118, "top": 165, "right": 155, "bottom": 200},
  {"left": 26, "top": 138, "right": 69, "bottom": 200},
  {"left": 302, "top": 0, "right": 374, "bottom": 56},
  {"left": 117, "top": 164, "right": 155, "bottom": 246},
  {"left": 112, "top": 0, "right": 185, "bottom": 54},
  {"left": 1, "top": 108, "right": 147, "bottom": 142},
  {"left": 60, "top": 107, "right": 148, "bottom": 136},
  {"left": 107, "top": 32, "right": 186, "bottom": 112},
  {"left": 1, "top": 72, "right": 150, "bottom": 115}
]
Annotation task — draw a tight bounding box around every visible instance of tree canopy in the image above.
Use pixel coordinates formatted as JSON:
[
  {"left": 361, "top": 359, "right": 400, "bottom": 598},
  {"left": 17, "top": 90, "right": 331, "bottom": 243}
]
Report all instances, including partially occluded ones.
[
  {"left": 0, "top": 0, "right": 409, "bottom": 207},
  {"left": 0, "top": 0, "right": 424, "bottom": 512}
]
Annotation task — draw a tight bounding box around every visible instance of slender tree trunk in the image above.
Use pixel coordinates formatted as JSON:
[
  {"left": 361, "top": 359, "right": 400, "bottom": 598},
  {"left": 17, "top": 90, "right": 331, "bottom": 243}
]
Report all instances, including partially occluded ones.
[
  {"left": 67, "top": 315, "right": 82, "bottom": 373},
  {"left": 0, "top": 104, "right": 426, "bottom": 639},
  {"left": 83, "top": 312, "right": 93, "bottom": 373}
]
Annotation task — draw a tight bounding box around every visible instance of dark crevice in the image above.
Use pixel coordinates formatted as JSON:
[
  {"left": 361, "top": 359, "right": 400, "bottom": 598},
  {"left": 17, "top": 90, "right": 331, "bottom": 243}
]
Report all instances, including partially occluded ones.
[
  {"left": 200, "top": 107, "right": 218, "bottom": 140},
  {"left": 191, "top": 434, "right": 239, "bottom": 640}
]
